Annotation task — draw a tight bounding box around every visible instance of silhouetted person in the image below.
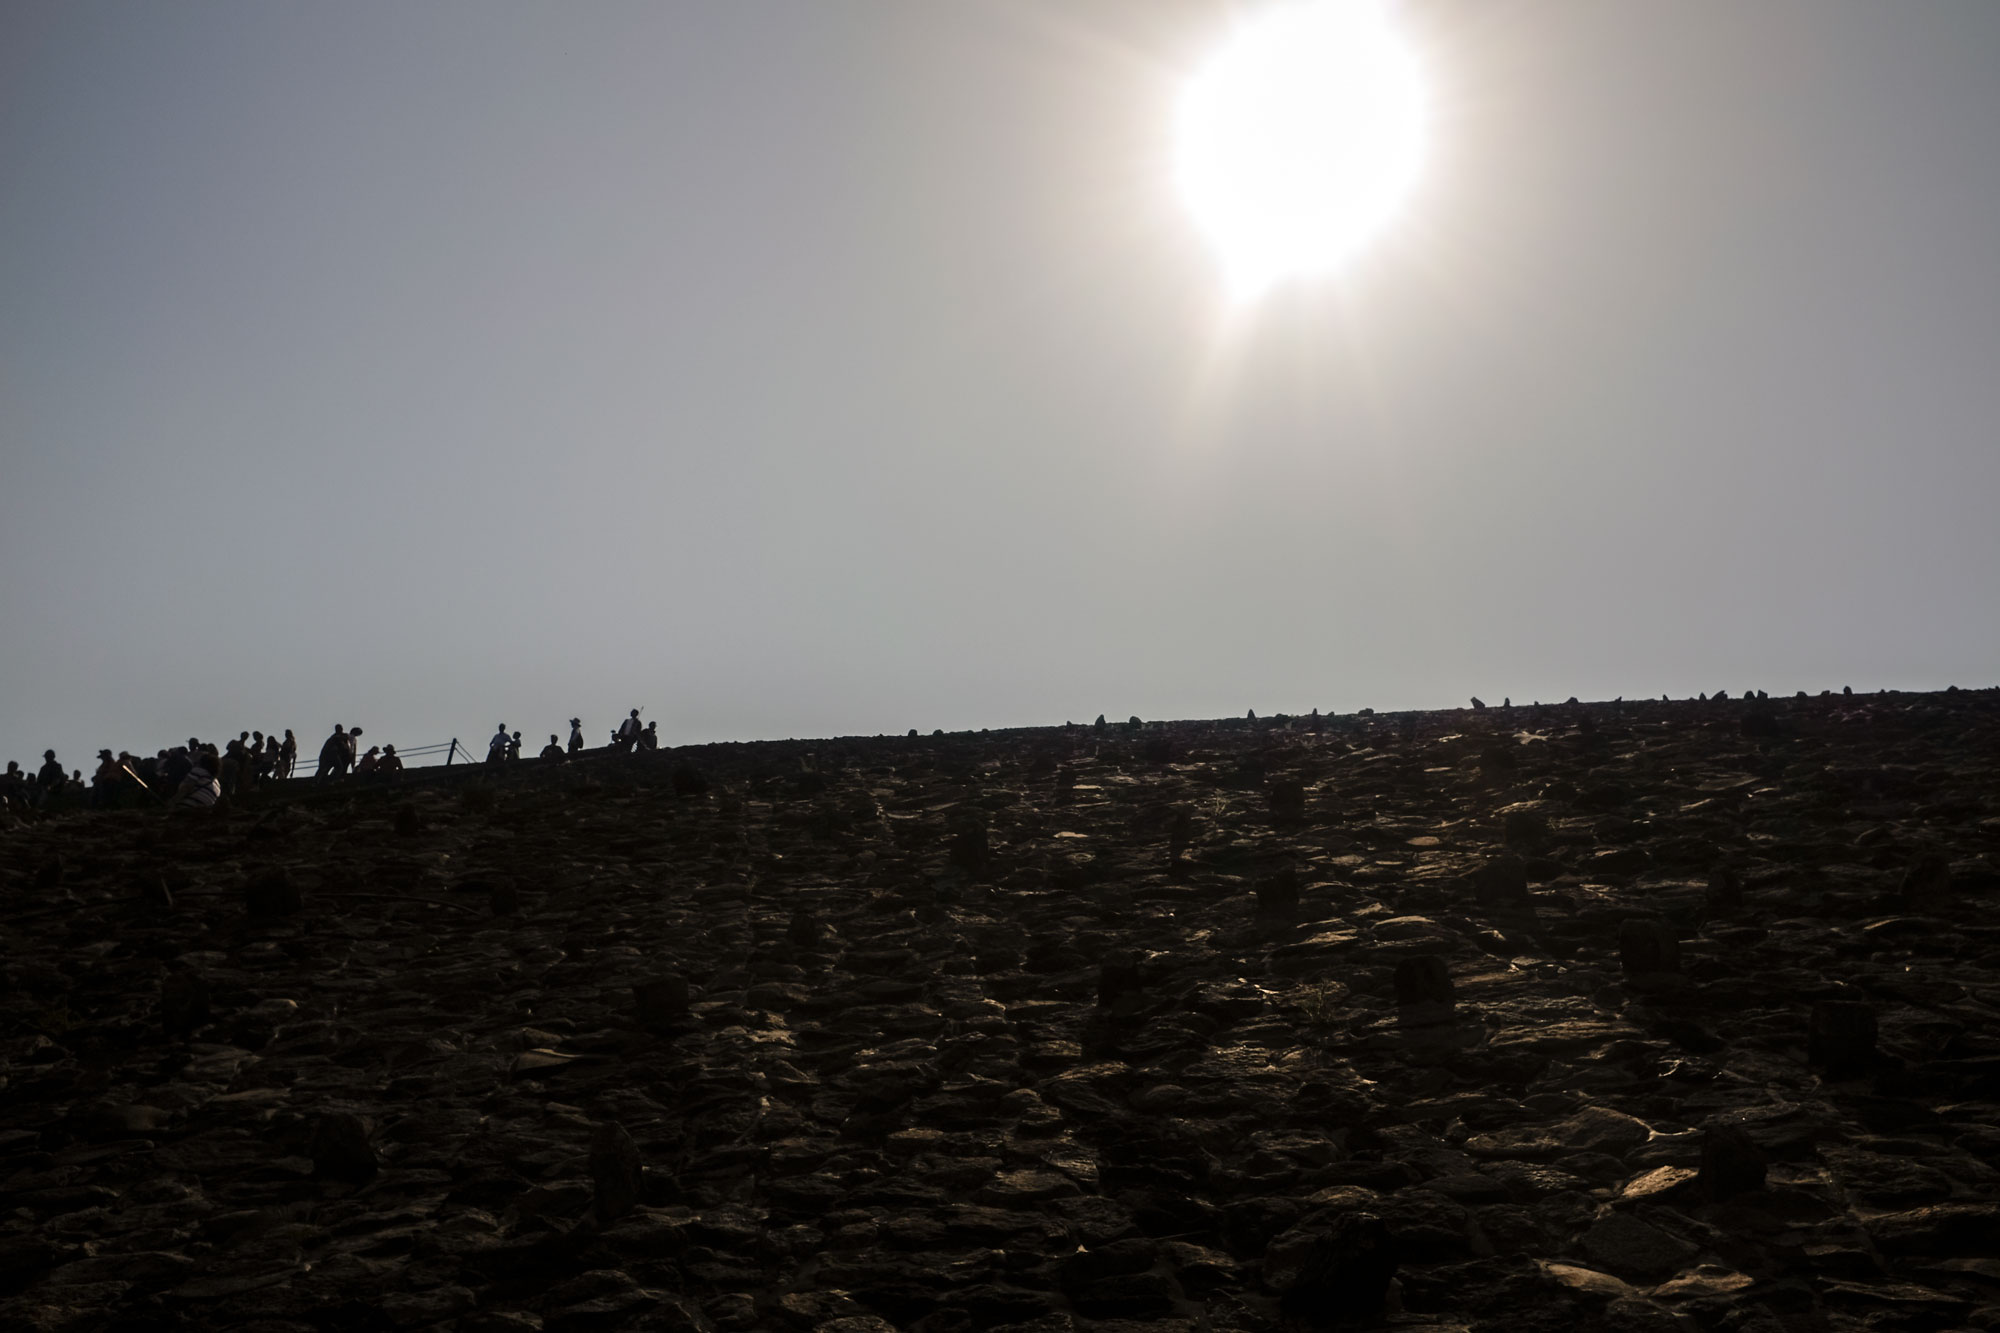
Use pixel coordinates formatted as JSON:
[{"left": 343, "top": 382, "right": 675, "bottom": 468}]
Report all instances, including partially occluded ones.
[
  {"left": 317, "top": 725, "right": 350, "bottom": 781},
  {"left": 616, "top": 709, "right": 642, "bottom": 752},
  {"left": 355, "top": 745, "right": 382, "bottom": 776},
  {"left": 638, "top": 721, "right": 659, "bottom": 752},
  {"left": 378, "top": 745, "right": 403, "bottom": 775},
  {"left": 37, "top": 750, "right": 64, "bottom": 804},
  {"left": 508, "top": 730, "right": 523, "bottom": 761},
  {"left": 568, "top": 718, "right": 584, "bottom": 754},
  {"left": 92, "top": 750, "right": 122, "bottom": 807},
  {"left": 220, "top": 739, "right": 248, "bottom": 796},
  {"left": 540, "top": 734, "right": 565, "bottom": 761},
  {"left": 487, "top": 725, "right": 510, "bottom": 765},
  {"left": 0, "top": 762, "right": 26, "bottom": 814},
  {"left": 278, "top": 729, "right": 297, "bottom": 779},
  {"left": 177, "top": 749, "right": 221, "bottom": 808}
]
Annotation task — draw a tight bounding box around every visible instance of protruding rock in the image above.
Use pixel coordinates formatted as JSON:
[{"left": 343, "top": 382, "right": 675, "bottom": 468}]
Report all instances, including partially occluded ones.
[
  {"left": 1698, "top": 1122, "right": 1767, "bottom": 1201},
  {"left": 1268, "top": 1211, "right": 1396, "bottom": 1324},
  {"left": 1501, "top": 809, "right": 1547, "bottom": 849},
  {"left": 243, "top": 868, "right": 301, "bottom": 919},
  {"left": 1098, "top": 950, "right": 1145, "bottom": 1006},
  {"left": 311, "top": 1112, "right": 378, "bottom": 1182},
  {"left": 1705, "top": 864, "right": 1743, "bottom": 914},
  {"left": 1899, "top": 852, "right": 1952, "bottom": 906},
  {"left": 1167, "top": 807, "right": 1193, "bottom": 862},
  {"left": 589, "top": 1121, "right": 644, "bottom": 1222},
  {"left": 1809, "top": 1000, "right": 1877, "bottom": 1077},
  {"left": 161, "top": 971, "right": 209, "bottom": 1037},
  {"left": 947, "top": 818, "right": 990, "bottom": 871},
  {"left": 1471, "top": 855, "right": 1531, "bottom": 907},
  {"left": 634, "top": 974, "right": 692, "bottom": 1030},
  {"left": 1618, "top": 919, "right": 1680, "bottom": 977},
  {"left": 1267, "top": 779, "right": 1307, "bottom": 828},
  {"left": 1394, "top": 955, "right": 1454, "bottom": 1010},
  {"left": 1257, "top": 866, "right": 1301, "bottom": 918}
]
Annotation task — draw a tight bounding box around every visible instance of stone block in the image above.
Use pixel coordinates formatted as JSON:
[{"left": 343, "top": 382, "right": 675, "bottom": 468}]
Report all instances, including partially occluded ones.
[
  {"left": 243, "top": 868, "right": 301, "bottom": 919},
  {"left": 1393, "top": 955, "right": 1454, "bottom": 1009},
  {"left": 1698, "top": 1122, "right": 1767, "bottom": 1201},
  {"left": 634, "top": 974, "right": 692, "bottom": 1029},
  {"left": 311, "top": 1113, "right": 378, "bottom": 1182},
  {"left": 1618, "top": 919, "right": 1680, "bottom": 976},
  {"left": 1809, "top": 1000, "right": 1877, "bottom": 1078}
]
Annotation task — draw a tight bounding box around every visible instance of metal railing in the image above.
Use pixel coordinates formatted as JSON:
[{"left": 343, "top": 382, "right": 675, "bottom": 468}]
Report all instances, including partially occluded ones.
[{"left": 293, "top": 737, "right": 476, "bottom": 779}]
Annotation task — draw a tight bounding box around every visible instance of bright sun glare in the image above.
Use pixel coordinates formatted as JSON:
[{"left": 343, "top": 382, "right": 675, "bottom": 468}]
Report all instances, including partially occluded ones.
[{"left": 1177, "top": 0, "right": 1426, "bottom": 296}]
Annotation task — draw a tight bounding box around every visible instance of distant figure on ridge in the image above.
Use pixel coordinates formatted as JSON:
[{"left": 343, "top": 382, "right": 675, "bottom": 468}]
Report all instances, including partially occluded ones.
[
  {"left": 317, "top": 726, "right": 350, "bottom": 781},
  {"left": 540, "top": 734, "right": 566, "bottom": 761},
  {"left": 487, "top": 725, "right": 510, "bottom": 765},
  {"left": 568, "top": 717, "right": 584, "bottom": 754},
  {"left": 616, "top": 709, "right": 642, "bottom": 752},
  {"left": 378, "top": 745, "right": 402, "bottom": 774},
  {"left": 638, "top": 722, "right": 659, "bottom": 752},
  {"left": 508, "top": 730, "right": 523, "bottom": 762},
  {"left": 278, "top": 729, "right": 298, "bottom": 780}
]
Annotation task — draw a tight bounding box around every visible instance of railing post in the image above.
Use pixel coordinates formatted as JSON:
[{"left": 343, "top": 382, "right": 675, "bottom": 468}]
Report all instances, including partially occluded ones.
[{"left": 446, "top": 739, "right": 458, "bottom": 767}]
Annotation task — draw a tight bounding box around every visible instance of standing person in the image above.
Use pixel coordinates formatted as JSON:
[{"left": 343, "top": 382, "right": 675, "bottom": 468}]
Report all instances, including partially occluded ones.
[
  {"left": 278, "top": 730, "right": 297, "bottom": 780},
  {"left": 507, "top": 731, "right": 523, "bottom": 762},
  {"left": 487, "top": 724, "right": 510, "bottom": 765},
  {"left": 568, "top": 718, "right": 584, "bottom": 754},
  {"left": 616, "top": 709, "right": 642, "bottom": 752},
  {"left": 316, "top": 725, "right": 350, "bottom": 781},
  {"left": 36, "top": 749, "right": 64, "bottom": 806},
  {"left": 345, "top": 727, "right": 362, "bottom": 773}
]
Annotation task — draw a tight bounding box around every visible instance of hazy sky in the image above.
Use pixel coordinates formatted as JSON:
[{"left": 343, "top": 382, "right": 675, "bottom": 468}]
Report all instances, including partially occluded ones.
[{"left": 5, "top": 1, "right": 1998, "bottom": 766}]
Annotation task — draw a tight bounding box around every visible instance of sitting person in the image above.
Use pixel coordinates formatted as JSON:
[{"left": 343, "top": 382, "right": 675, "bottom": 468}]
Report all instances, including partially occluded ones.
[
  {"left": 377, "top": 745, "right": 403, "bottom": 774},
  {"left": 355, "top": 745, "right": 382, "bottom": 776},
  {"left": 539, "top": 734, "right": 566, "bottom": 761},
  {"left": 177, "top": 751, "right": 222, "bottom": 809},
  {"left": 638, "top": 721, "right": 659, "bottom": 751}
]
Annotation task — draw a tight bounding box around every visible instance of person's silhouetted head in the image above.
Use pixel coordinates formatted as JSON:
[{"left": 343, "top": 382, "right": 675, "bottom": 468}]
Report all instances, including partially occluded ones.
[{"left": 43, "top": 749, "right": 55, "bottom": 760}]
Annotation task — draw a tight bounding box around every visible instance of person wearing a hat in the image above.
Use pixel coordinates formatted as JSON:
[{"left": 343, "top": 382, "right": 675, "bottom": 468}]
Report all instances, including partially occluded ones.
[
  {"left": 378, "top": 745, "right": 403, "bottom": 775},
  {"left": 36, "top": 749, "right": 65, "bottom": 798},
  {"left": 568, "top": 718, "right": 584, "bottom": 754}
]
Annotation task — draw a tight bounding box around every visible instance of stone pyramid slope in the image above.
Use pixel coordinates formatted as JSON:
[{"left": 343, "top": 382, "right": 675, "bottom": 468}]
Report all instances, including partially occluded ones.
[{"left": 2, "top": 691, "right": 1998, "bottom": 1331}]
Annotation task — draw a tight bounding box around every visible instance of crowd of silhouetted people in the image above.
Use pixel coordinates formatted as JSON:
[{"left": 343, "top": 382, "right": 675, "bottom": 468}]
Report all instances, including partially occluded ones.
[
  {"left": 1, "top": 729, "right": 301, "bottom": 814},
  {"left": 2, "top": 709, "right": 660, "bottom": 816}
]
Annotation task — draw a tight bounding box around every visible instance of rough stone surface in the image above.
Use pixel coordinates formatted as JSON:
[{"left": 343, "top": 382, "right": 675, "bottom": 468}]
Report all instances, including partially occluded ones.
[{"left": 0, "top": 689, "right": 1998, "bottom": 1331}]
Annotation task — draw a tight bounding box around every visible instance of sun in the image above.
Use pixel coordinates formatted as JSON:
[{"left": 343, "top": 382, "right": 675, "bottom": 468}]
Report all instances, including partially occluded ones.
[{"left": 1177, "top": 0, "right": 1427, "bottom": 295}]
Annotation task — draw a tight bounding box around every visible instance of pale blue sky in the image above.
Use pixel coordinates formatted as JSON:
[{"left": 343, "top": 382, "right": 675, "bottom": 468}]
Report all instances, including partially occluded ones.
[{"left": 4, "top": 1, "right": 1998, "bottom": 766}]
